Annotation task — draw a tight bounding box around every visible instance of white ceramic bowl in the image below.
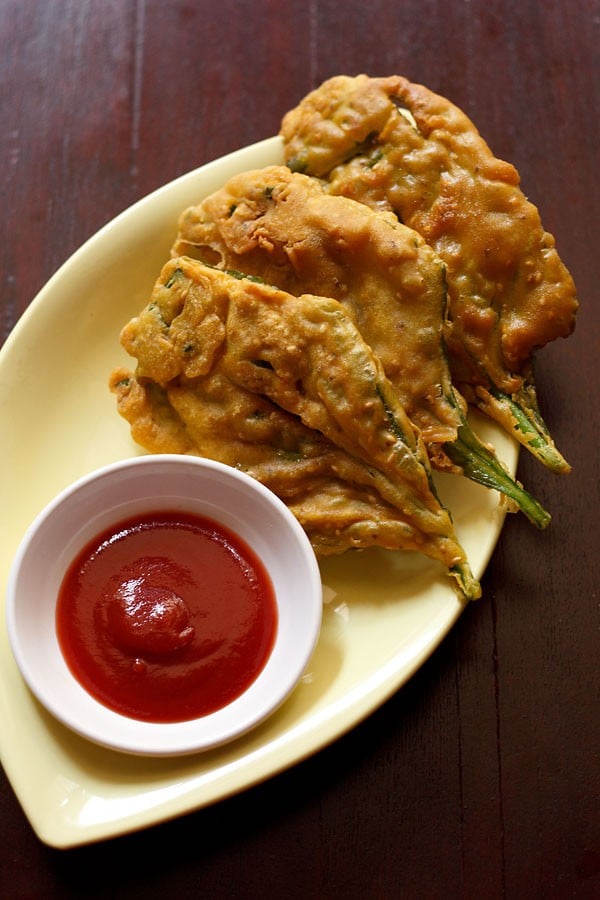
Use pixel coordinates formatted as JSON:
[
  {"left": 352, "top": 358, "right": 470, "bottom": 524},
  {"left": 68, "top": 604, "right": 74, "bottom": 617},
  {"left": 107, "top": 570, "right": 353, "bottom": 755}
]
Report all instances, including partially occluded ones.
[{"left": 6, "top": 454, "right": 322, "bottom": 756}]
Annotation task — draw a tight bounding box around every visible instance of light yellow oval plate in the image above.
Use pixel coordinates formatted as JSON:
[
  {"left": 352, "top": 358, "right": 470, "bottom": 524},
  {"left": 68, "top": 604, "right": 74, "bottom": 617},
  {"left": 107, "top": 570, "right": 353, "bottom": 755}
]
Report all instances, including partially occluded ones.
[{"left": 0, "top": 137, "right": 516, "bottom": 848}]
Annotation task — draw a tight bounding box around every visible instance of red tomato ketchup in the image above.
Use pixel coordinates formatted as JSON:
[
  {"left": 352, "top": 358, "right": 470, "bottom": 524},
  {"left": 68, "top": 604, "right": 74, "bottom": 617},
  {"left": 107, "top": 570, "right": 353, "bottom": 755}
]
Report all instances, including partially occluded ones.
[{"left": 56, "top": 511, "right": 278, "bottom": 723}]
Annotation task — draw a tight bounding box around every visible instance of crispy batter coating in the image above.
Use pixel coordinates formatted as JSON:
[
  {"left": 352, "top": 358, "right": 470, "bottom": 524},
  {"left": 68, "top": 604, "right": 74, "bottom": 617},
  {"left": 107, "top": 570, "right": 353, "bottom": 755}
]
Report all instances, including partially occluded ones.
[
  {"left": 110, "top": 257, "right": 480, "bottom": 598},
  {"left": 173, "top": 165, "right": 462, "bottom": 458},
  {"left": 281, "top": 74, "right": 577, "bottom": 382},
  {"left": 280, "top": 75, "right": 578, "bottom": 471}
]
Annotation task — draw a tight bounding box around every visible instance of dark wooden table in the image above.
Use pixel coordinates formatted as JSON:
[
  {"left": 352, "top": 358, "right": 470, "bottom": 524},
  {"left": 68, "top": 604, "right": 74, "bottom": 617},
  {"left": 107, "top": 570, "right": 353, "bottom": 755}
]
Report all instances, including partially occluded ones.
[{"left": 1, "top": 1, "right": 598, "bottom": 897}]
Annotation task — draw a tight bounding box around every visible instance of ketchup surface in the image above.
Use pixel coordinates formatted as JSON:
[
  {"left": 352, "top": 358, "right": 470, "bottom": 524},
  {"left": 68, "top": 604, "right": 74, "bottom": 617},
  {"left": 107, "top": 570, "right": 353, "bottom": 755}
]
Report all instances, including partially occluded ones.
[{"left": 56, "top": 511, "right": 278, "bottom": 723}]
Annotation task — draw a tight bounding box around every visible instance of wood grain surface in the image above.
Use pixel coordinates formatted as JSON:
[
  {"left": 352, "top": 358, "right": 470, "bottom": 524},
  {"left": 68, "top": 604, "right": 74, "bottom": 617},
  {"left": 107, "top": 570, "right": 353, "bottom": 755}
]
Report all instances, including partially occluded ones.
[{"left": 1, "top": 1, "right": 598, "bottom": 897}]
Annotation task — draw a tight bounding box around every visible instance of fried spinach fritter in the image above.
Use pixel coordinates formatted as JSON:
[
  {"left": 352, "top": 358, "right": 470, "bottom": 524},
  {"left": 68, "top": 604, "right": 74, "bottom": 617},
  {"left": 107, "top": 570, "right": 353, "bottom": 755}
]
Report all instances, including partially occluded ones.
[
  {"left": 280, "top": 74, "right": 578, "bottom": 472},
  {"left": 110, "top": 258, "right": 480, "bottom": 598}
]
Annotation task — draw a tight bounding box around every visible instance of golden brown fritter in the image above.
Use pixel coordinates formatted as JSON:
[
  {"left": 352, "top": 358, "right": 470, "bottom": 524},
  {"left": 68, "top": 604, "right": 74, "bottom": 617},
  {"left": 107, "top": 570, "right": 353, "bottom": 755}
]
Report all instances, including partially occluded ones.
[
  {"left": 280, "top": 74, "right": 578, "bottom": 472},
  {"left": 110, "top": 257, "right": 480, "bottom": 598},
  {"left": 173, "top": 165, "right": 460, "bottom": 453}
]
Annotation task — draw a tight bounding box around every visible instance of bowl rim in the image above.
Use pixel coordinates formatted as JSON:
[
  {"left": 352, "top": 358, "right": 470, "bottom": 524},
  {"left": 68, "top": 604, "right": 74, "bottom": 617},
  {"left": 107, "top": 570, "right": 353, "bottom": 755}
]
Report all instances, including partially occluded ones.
[{"left": 5, "top": 454, "right": 323, "bottom": 756}]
